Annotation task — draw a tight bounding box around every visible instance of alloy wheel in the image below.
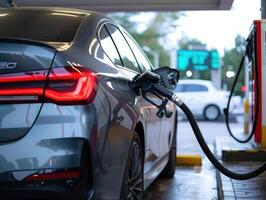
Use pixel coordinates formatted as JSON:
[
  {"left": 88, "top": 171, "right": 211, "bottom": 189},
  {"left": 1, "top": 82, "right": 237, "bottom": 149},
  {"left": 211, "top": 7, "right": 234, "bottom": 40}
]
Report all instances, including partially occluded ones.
[
  {"left": 127, "top": 141, "right": 143, "bottom": 200},
  {"left": 204, "top": 105, "right": 220, "bottom": 120}
]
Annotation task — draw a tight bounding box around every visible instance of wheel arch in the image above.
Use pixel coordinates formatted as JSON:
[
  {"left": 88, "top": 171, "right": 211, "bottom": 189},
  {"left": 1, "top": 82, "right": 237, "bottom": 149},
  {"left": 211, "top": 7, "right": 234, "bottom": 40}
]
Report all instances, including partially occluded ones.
[{"left": 135, "top": 121, "right": 145, "bottom": 159}]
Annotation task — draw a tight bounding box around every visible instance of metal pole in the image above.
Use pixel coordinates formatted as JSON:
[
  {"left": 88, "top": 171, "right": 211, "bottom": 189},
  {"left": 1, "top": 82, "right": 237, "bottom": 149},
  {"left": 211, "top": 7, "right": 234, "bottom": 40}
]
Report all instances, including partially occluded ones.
[
  {"left": 143, "top": 46, "right": 159, "bottom": 69},
  {"left": 154, "top": 53, "right": 159, "bottom": 69},
  {"left": 211, "top": 68, "right": 222, "bottom": 89},
  {"left": 262, "top": 0, "right": 266, "bottom": 19},
  {"left": 170, "top": 49, "right": 177, "bottom": 70},
  {"left": 244, "top": 57, "right": 250, "bottom": 134},
  {"left": 244, "top": 58, "right": 250, "bottom": 101}
]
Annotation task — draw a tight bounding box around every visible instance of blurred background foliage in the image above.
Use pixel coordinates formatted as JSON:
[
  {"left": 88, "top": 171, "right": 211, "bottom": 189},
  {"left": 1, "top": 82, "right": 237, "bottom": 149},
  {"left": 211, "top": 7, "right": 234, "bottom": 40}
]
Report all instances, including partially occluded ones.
[
  {"left": 109, "top": 12, "right": 245, "bottom": 94},
  {"left": 109, "top": 12, "right": 179, "bottom": 67}
]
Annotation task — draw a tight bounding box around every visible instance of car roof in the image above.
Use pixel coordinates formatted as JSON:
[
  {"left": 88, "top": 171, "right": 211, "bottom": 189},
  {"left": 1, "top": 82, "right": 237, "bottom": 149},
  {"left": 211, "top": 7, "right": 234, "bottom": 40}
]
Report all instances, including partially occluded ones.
[
  {"left": 176, "top": 79, "right": 221, "bottom": 91},
  {"left": 0, "top": 6, "right": 91, "bottom": 15},
  {"left": 178, "top": 79, "right": 213, "bottom": 85}
]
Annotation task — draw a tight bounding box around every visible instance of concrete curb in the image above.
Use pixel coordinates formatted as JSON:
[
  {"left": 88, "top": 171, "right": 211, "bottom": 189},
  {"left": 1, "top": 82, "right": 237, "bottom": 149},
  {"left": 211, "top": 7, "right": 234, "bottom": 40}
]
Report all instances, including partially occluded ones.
[{"left": 222, "top": 149, "right": 266, "bottom": 162}]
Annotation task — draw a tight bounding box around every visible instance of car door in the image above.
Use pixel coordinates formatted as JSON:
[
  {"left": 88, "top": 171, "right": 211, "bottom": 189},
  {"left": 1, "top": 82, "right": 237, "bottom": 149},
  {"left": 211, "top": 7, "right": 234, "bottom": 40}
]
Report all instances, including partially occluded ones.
[
  {"left": 121, "top": 31, "right": 172, "bottom": 174},
  {"left": 180, "top": 83, "right": 209, "bottom": 115},
  {"left": 105, "top": 24, "right": 163, "bottom": 174},
  {"left": 94, "top": 24, "right": 142, "bottom": 199},
  {"left": 123, "top": 32, "right": 176, "bottom": 159}
]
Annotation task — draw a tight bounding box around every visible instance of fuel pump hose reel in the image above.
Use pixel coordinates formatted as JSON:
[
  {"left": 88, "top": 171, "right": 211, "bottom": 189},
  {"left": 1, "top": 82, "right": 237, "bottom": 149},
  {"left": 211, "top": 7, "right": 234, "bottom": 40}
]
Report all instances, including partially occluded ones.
[{"left": 133, "top": 69, "right": 266, "bottom": 180}]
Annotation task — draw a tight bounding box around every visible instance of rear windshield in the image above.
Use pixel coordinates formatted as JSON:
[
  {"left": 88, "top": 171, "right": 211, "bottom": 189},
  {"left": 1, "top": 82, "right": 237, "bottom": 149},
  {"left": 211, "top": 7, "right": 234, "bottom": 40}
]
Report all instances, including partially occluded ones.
[{"left": 0, "top": 10, "right": 85, "bottom": 42}]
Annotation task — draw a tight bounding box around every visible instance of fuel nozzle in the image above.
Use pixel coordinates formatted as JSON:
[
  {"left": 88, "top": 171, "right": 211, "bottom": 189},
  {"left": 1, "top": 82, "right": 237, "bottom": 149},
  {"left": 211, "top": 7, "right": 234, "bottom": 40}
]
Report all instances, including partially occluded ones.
[
  {"left": 132, "top": 71, "right": 161, "bottom": 92},
  {"left": 133, "top": 68, "right": 179, "bottom": 118}
]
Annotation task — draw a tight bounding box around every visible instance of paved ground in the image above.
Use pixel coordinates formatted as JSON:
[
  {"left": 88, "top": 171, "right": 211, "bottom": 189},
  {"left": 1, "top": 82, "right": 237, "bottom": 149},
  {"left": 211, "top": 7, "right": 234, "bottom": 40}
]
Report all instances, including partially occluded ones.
[
  {"left": 145, "top": 119, "right": 232, "bottom": 199},
  {"left": 177, "top": 119, "right": 238, "bottom": 155},
  {"left": 144, "top": 158, "right": 218, "bottom": 200},
  {"left": 145, "top": 118, "right": 266, "bottom": 200}
]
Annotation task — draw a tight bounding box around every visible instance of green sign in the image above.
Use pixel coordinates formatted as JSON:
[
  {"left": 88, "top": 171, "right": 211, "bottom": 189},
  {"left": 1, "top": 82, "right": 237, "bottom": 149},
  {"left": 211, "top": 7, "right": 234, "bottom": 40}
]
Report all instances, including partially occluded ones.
[{"left": 177, "top": 49, "right": 220, "bottom": 71}]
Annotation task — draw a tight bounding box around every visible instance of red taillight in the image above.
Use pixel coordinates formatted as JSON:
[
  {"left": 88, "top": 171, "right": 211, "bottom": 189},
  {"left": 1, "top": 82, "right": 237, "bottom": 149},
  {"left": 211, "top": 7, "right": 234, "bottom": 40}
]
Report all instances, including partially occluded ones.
[
  {"left": 0, "top": 67, "right": 97, "bottom": 104},
  {"left": 0, "top": 70, "right": 47, "bottom": 98},
  {"left": 46, "top": 67, "right": 97, "bottom": 104},
  {"left": 26, "top": 170, "right": 80, "bottom": 181}
]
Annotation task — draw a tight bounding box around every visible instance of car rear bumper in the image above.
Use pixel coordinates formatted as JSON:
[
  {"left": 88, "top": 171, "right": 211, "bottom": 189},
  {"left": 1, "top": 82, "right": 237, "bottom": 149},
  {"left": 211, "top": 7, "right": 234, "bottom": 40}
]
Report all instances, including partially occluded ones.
[
  {"left": 0, "top": 179, "right": 94, "bottom": 200},
  {"left": 0, "top": 137, "right": 94, "bottom": 200},
  {"left": 0, "top": 138, "right": 86, "bottom": 175}
]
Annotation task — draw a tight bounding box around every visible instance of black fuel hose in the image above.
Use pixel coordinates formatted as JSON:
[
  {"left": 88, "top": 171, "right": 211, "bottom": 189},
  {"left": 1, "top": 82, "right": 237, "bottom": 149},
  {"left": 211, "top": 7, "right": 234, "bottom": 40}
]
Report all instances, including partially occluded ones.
[
  {"left": 150, "top": 84, "right": 266, "bottom": 180},
  {"left": 224, "top": 36, "right": 259, "bottom": 143},
  {"left": 174, "top": 96, "right": 266, "bottom": 180}
]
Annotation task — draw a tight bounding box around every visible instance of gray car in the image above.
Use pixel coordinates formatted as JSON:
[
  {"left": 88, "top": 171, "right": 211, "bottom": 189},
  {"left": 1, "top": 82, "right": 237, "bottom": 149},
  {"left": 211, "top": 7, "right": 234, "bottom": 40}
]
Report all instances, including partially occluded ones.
[{"left": 0, "top": 7, "right": 177, "bottom": 200}]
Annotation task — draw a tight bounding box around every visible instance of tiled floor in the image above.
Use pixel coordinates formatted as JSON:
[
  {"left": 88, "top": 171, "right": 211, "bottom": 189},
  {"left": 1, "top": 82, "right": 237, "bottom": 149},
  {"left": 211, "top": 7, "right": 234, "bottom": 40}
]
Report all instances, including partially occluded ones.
[
  {"left": 145, "top": 136, "right": 266, "bottom": 200},
  {"left": 216, "top": 136, "right": 266, "bottom": 200},
  {"left": 220, "top": 162, "right": 266, "bottom": 200}
]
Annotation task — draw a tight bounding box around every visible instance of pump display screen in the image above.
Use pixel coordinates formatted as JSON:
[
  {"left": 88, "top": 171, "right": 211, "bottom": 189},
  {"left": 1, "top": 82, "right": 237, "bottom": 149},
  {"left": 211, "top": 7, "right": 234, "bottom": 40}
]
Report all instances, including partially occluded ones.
[{"left": 177, "top": 49, "right": 220, "bottom": 71}]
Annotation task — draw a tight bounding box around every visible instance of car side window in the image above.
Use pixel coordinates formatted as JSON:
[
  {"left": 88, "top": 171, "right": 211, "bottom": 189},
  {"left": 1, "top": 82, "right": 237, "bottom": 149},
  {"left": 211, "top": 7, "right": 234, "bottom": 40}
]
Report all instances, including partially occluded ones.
[
  {"left": 105, "top": 24, "right": 140, "bottom": 73},
  {"left": 99, "top": 25, "right": 123, "bottom": 67},
  {"left": 183, "top": 84, "right": 208, "bottom": 92},
  {"left": 123, "top": 32, "right": 153, "bottom": 71}
]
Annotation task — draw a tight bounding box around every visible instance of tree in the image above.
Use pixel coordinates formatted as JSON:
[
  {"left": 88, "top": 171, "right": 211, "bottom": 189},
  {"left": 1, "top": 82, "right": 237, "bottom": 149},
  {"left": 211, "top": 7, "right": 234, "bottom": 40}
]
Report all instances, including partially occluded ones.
[
  {"left": 222, "top": 35, "right": 245, "bottom": 95},
  {"left": 108, "top": 12, "right": 180, "bottom": 67},
  {"left": 178, "top": 37, "right": 207, "bottom": 50}
]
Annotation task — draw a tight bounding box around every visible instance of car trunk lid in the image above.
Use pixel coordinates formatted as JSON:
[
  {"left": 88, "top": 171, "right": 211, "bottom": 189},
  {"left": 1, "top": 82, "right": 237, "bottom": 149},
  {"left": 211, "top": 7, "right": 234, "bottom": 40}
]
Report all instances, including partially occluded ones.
[{"left": 0, "top": 38, "right": 56, "bottom": 142}]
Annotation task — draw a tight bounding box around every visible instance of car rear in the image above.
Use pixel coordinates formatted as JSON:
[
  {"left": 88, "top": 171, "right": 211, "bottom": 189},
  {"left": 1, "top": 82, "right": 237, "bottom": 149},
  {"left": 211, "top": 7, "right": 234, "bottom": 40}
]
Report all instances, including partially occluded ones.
[{"left": 0, "top": 8, "right": 94, "bottom": 200}]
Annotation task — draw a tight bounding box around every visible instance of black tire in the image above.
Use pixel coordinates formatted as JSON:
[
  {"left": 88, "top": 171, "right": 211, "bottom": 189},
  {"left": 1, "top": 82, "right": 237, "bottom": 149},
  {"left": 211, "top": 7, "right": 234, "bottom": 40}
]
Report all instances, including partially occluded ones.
[
  {"left": 160, "top": 112, "right": 177, "bottom": 179},
  {"left": 203, "top": 104, "right": 220, "bottom": 121},
  {"left": 120, "top": 134, "right": 144, "bottom": 200}
]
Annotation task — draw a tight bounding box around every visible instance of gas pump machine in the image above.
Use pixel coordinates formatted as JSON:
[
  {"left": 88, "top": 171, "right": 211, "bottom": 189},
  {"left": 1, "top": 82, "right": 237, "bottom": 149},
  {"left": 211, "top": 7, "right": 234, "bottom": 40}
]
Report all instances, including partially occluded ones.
[
  {"left": 226, "top": 20, "right": 266, "bottom": 147},
  {"left": 250, "top": 20, "right": 266, "bottom": 148}
]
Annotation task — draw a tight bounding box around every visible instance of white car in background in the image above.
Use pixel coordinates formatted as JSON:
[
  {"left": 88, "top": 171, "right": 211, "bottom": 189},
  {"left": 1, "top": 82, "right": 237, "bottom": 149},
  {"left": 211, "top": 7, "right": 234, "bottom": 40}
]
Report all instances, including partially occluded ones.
[{"left": 174, "top": 79, "right": 230, "bottom": 121}]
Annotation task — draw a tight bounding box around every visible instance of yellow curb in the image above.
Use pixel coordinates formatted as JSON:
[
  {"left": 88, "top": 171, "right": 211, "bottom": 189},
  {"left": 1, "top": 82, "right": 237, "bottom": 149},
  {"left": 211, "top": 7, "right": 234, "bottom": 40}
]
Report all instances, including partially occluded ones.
[
  {"left": 176, "top": 154, "right": 202, "bottom": 166},
  {"left": 246, "top": 150, "right": 259, "bottom": 153}
]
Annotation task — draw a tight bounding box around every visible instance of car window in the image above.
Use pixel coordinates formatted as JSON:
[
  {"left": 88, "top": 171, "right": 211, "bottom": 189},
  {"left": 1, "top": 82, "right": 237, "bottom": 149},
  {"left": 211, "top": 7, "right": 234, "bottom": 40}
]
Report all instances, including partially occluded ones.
[
  {"left": 99, "top": 26, "right": 123, "bottom": 67},
  {"left": 0, "top": 10, "right": 84, "bottom": 42},
  {"left": 123, "top": 32, "right": 153, "bottom": 71},
  {"left": 183, "top": 84, "right": 208, "bottom": 92},
  {"left": 105, "top": 24, "right": 140, "bottom": 73}
]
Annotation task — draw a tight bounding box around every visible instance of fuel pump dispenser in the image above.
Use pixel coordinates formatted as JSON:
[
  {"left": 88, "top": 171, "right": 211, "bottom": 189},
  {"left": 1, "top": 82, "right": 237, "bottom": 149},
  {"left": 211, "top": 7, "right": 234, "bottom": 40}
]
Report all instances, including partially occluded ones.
[
  {"left": 250, "top": 20, "right": 266, "bottom": 148},
  {"left": 224, "top": 21, "right": 259, "bottom": 144},
  {"left": 224, "top": 20, "right": 266, "bottom": 149},
  {"left": 132, "top": 23, "right": 266, "bottom": 179}
]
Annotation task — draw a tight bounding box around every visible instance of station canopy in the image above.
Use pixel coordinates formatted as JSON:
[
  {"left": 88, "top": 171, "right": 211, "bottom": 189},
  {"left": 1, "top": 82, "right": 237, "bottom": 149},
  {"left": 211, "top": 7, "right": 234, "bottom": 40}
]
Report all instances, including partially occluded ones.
[{"left": 14, "top": 0, "right": 234, "bottom": 12}]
